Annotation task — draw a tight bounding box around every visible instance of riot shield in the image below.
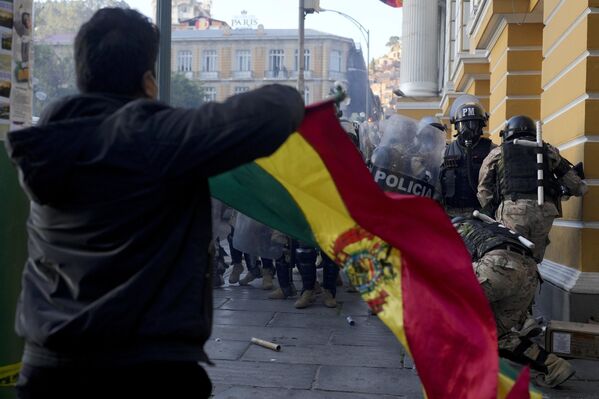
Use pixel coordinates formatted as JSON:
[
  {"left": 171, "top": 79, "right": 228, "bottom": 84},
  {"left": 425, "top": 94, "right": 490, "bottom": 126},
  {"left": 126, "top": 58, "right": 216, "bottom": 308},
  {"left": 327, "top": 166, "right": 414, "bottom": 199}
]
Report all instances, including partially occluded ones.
[
  {"left": 370, "top": 114, "right": 445, "bottom": 198},
  {"left": 359, "top": 120, "right": 382, "bottom": 164},
  {"left": 233, "top": 212, "right": 284, "bottom": 260}
]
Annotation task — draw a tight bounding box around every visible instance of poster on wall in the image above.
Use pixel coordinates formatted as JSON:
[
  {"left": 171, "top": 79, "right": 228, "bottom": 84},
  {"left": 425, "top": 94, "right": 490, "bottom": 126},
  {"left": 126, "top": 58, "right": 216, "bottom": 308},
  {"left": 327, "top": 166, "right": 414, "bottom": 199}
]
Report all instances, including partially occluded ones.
[
  {"left": 9, "top": 0, "right": 32, "bottom": 129},
  {"left": 0, "top": 0, "right": 13, "bottom": 140},
  {"left": 0, "top": 0, "right": 32, "bottom": 141}
]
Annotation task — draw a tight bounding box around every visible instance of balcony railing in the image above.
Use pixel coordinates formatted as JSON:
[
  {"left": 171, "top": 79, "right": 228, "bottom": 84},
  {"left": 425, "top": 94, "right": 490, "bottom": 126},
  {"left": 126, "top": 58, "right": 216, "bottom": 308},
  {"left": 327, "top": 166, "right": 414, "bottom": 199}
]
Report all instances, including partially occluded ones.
[
  {"left": 290, "top": 70, "right": 312, "bottom": 79},
  {"left": 232, "top": 70, "right": 253, "bottom": 79},
  {"left": 199, "top": 71, "right": 219, "bottom": 80},
  {"left": 264, "top": 70, "right": 290, "bottom": 79}
]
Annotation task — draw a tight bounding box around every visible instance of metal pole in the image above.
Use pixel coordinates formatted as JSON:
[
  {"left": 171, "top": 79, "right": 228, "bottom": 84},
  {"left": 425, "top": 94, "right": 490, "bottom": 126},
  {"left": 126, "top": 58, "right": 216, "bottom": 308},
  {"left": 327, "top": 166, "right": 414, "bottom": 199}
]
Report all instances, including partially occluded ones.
[
  {"left": 298, "top": 0, "right": 305, "bottom": 96},
  {"left": 156, "top": 1, "right": 172, "bottom": 104},
  {"left": 366, "top": 29, "right": 370, "bottom": 119},
  {"left": 319, "top": 9, "right": 369, "bottom": 117}
]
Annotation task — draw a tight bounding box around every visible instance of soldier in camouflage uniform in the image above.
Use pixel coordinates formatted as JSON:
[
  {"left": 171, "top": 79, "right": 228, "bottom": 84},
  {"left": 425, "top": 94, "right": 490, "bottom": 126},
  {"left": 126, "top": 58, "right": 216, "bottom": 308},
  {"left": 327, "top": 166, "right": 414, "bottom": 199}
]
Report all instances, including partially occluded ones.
[
  {"left": 454, "top": 217, "right": 576, "bottom": 388},
  {"left": 478, "top": 116, "right": 587, "bottom": 262}
]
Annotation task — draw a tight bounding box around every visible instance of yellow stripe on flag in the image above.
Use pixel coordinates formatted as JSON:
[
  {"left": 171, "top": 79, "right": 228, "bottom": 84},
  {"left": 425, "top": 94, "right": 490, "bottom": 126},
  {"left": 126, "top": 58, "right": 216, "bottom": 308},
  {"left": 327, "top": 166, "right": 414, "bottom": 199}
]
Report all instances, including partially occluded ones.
[
  {"left": 256, "top": 132, "right": 353, "bottom": 254},
  {"left": 256, "top": 132, "right": 411, "bottom": 354},
  {"left": 0, "top": 362, "right": 21, "bottom": 387}
]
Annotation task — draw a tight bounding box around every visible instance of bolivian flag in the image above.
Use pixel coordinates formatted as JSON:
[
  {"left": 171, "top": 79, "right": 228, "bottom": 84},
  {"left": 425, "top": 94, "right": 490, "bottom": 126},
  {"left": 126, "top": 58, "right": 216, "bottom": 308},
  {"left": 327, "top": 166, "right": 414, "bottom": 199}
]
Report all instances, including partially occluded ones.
[
  {"left": 210, "top": 100, "right": 541, "bottom": 398},
  {"left": 380, "top": 0, "right": 403, "bottom": 7}
]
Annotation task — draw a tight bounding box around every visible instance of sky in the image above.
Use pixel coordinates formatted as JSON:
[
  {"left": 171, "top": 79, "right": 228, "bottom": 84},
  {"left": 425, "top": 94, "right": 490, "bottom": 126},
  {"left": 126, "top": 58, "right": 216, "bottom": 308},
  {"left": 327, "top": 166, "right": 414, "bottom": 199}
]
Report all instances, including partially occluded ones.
[{"left": 126, "top": 0, "right": 403, "bottom": 60}]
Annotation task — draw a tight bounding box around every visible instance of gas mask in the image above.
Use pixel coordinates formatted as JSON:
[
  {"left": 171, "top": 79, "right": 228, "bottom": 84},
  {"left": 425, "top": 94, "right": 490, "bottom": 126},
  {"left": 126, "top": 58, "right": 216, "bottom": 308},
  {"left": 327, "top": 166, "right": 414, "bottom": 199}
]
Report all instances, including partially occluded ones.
[{"left": 456, "top": 120, "right": 482, "bottom": 148}]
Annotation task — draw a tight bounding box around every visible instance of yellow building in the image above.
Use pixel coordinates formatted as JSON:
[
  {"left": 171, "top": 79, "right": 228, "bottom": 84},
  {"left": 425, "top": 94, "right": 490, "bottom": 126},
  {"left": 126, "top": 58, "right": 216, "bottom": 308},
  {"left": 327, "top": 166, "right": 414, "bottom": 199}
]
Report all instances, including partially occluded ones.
[
  {"left": 171, "top": 26, "right": 371, "bottom": 115},
  {"left": 397, "top": 0, "right": 598, "bottom": 322}
]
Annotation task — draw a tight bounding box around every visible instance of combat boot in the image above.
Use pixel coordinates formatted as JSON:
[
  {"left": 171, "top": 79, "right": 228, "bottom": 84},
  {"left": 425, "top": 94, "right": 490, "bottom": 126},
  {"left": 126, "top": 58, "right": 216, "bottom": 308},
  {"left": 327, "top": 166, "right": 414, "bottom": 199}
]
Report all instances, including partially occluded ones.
[
  {"left": 535, "top": 354, "right": 575, "bottom": 388},
  {"left": 322, "top": 289, "right": 337, "bottom": 308},
  {"left": 228, "top": 263, "right": 244, "bottom": 284},
  {"left": 262, "top": 269, "right": 274, "bottom": 290},
  {"left": 294, "top": 290, "right": 315, "bottom": 309},
  {"left": 239, "top": 271, "right": 257, "bottom": 286},
  {"left": 268, "top": 286, "right": 297, "bottom": 299},
  {"left": 313, "top": 280, "right": 323, "bottom": 294},
  {"left": 268, "top": 288, "right": 287, "bottom": 299}
]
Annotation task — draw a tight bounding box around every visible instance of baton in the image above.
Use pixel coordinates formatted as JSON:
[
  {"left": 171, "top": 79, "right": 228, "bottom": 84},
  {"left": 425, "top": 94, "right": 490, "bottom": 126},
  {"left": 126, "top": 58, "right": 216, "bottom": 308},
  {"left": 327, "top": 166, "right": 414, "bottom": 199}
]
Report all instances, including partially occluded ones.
[{"left": 472, "top": 211, "right": 535, "bottom": 249}]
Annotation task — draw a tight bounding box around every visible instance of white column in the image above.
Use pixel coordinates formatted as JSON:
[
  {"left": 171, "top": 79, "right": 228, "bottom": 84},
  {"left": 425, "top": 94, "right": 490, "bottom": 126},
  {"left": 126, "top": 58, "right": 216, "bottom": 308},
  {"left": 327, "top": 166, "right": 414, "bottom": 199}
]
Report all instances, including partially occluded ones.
[{"left": 400, "top": 0, "right": 440, "bottom": 97}]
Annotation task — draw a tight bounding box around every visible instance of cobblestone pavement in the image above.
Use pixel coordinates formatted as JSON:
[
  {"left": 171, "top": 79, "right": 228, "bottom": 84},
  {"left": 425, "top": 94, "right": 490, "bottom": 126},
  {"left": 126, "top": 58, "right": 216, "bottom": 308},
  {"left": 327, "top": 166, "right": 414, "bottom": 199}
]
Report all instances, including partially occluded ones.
[{"left": 206, "top": 269, "right": 599, "bottom": 398}]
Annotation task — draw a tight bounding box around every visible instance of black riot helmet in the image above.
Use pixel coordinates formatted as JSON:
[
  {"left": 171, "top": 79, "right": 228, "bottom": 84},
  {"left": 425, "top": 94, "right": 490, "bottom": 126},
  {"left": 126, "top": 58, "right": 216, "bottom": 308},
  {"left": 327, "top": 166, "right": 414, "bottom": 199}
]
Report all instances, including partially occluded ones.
[
  {"left": 500, "top": 115, "right": 536, "bottom": 142},
  {"left": 450, "top": 102, "right": 488, "bottom": 147}
]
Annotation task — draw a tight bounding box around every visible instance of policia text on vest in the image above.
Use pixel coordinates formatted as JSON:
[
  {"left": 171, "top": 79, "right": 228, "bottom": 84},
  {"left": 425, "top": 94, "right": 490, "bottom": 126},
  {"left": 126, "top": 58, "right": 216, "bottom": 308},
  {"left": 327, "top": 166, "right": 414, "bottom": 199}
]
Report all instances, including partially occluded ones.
[{"left": 373, "top": 166, "right": 435, "bottom": 198}]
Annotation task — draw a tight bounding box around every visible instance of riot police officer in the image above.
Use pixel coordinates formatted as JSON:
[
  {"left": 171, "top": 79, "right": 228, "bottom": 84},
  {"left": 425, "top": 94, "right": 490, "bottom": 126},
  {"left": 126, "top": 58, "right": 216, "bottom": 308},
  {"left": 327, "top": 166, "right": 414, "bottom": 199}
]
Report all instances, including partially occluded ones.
[
  {"left": 440, "top": 101, "right": 495, "bottom": 217},
  {"left": 419, "top": 116, "right": 447, "bottom": 134},
  {"left": 453, "top": 216, "right": 575, "bottom": 388},
  {"left": 478, "top": 115, "right": 587, "bottom": 262}
]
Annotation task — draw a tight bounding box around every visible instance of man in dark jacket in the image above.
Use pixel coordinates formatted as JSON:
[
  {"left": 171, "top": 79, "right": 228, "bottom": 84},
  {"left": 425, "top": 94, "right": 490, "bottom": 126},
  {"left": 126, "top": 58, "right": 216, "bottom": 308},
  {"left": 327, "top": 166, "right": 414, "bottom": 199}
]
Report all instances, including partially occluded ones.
[{"left": 5, "top": 8, "right": 304, "bottom": 399}]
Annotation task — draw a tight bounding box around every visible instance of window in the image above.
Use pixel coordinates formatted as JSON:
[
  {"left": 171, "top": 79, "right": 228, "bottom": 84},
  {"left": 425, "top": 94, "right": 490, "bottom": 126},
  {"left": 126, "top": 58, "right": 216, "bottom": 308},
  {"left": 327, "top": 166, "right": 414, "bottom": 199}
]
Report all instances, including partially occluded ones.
[
  {"left": 177, "top": 50, "right": 192, "bottom": 72},
  {"left": 236, "top": 50, "right": 251, "bottom": 71},
  {"left": 234, "top": 86, "right": 250, "bottom": 94},
  {"left": 303, "top": 86, "right": 310, "bottom": 104},
  {"left": 330, "top": 50, "right": 342, "bottom": 72},
  {"left": 461, "top": 0, "right": 471, "bottom": 51},
  {"left": 294, "top": 49, "right": 311, "bottom": 71},
  {"left": 202, "top": 50, "right": 218, "bottom": 72},
  {"left": 203, "top": 87, "right": 216, "bottom": 102},
  {"left": 268, "top": 49, "right": 285, "bottom": 73}
]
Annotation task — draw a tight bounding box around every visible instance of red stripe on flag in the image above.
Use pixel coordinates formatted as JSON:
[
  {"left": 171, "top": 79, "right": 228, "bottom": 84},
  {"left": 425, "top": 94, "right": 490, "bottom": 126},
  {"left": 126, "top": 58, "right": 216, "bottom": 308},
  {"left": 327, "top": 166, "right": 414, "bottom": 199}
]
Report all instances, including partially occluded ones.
[
  {"left": 507, "top": 367, "right": 532, "bottom": 399},
  {"left": 298, "top": 101, "right": 498, "bottom": 398}
]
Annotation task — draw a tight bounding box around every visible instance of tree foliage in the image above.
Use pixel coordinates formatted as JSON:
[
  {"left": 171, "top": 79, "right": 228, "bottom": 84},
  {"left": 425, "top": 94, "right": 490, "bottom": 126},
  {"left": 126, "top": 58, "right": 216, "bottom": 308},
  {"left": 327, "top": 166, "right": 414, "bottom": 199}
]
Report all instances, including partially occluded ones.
[
  {"left": 170, "top": 73, "right": 205, "bottom": 108},
  {"left": 33, "top": 1, "right": 130, "bottom": 116},
  {"left": 32, "top": 44, "right": 77, "bottom": 116},
  {"left": 32, "top": 1, "right": 204, "bottom": 116},
  {"left": 34, "top": 0, "right": 130, "bottom": 39},
  {"left": 386, "top": 35, "right": 400, "bottom": 47}
]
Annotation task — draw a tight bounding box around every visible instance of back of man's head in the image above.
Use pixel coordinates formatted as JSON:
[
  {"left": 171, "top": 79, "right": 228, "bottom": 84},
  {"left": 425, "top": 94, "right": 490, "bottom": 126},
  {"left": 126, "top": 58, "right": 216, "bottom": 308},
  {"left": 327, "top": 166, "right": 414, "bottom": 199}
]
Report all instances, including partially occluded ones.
[{"left": 75, "top": 8, "right": 159, "bottom": 97}]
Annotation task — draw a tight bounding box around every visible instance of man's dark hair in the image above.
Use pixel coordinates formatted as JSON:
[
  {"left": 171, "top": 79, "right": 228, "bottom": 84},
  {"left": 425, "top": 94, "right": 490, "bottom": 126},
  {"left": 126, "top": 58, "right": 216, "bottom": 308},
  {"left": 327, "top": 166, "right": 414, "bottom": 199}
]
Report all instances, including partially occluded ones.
[{"left": 74, "top": 8, "right": 159, "bottom": 96}]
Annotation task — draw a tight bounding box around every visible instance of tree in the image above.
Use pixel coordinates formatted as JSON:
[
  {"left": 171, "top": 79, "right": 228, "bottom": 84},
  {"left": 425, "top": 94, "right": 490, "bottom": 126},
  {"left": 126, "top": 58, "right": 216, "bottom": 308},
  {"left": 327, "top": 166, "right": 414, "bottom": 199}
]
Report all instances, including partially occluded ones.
[
  {"left": 33, "top": 44, "right": 77, "bottom": 116},
  {"left": 32, "top": 1, "right": 130, "bottom": 116},
  {"left": 170, "top": 73, "right": 205, "bottom": 108},
  {"left": 386, "top": 35, "right": 400, "bottom": 47},
  {"left": 33, "top": 0, "right": 130, "bottom": 39}
]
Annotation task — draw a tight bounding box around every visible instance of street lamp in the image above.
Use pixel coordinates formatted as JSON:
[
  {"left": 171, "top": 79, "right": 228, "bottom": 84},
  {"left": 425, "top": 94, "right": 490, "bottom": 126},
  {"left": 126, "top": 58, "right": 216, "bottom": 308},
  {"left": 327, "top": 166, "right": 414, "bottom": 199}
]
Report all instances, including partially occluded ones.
[{"left": 320, "top": 8, "right": 370, "bottom": 118}]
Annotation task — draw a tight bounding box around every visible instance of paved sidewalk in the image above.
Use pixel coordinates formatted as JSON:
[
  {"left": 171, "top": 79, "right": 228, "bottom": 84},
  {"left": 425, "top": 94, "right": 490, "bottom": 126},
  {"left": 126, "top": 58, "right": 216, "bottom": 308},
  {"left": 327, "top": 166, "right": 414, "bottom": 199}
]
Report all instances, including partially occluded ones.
[{"left": 206, "top": 270, "right": 599, "bottom": 398}]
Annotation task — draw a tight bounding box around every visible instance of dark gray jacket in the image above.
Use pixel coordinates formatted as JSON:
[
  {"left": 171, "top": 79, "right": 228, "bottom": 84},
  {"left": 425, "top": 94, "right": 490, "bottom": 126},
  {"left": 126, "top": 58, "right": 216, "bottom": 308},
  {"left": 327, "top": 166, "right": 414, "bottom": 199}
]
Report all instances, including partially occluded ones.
[{"left": 5, "top": 84, "right": 304, "bottom": 367}]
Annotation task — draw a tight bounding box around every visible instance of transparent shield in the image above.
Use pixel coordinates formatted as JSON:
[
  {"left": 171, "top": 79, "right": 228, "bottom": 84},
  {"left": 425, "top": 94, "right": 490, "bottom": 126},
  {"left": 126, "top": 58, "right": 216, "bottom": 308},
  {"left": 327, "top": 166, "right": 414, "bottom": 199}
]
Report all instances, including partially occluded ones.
[{"left": 370, "top": 114, "right": 445, "bottom": 198}]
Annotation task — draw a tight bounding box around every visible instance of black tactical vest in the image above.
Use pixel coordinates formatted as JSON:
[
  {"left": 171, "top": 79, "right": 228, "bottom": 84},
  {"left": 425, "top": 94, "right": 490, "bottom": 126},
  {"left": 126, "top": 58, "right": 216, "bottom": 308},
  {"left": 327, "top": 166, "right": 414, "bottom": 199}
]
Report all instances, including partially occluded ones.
[
  {"left": 456, "top": 219, "right": 530, "bottom": 261},
  {"left": 441, "top": 138, "right": 493, "bottom": 208},
  {"left": 499, "top": 141, "right": 560, "bottom": 201}
]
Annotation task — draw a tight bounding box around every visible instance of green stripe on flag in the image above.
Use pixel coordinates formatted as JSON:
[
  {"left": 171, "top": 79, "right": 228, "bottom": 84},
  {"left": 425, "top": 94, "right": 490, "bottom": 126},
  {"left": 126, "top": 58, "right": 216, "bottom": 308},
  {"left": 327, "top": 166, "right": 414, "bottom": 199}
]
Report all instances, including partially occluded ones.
[{"left": 210, "top": 162, "right": 317, "bottom": 246}]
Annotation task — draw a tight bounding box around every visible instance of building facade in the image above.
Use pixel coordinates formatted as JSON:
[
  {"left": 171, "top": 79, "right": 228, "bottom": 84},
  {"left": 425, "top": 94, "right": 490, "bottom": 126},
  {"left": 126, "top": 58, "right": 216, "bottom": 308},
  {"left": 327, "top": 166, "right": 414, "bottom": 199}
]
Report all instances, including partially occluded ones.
[
  {"left": 397, "top": 0, "right": 599, "bottom": 323},
  {"left": 151, "top": 0, "right": 213, "bottom": 24},
  {"left": 371, "top": 40, "right": 401, "bottom": 117},
  {"left": 171, "top": 27, "right": 370, "bottom": 114}
]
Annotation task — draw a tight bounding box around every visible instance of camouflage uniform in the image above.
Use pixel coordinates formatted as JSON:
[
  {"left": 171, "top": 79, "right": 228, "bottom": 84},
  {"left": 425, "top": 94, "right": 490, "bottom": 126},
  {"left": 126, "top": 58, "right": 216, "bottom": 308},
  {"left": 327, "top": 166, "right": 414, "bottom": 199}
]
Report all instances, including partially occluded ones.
[
  {"left": 478, "top": 144, "right": 587, "bottom": 261},
  {"left": 474, "top": 249, "right": 538, "bottom": 343},
  {"left": 455, "top": 220, "right": 538, "bottom": 343},
  {"left": 455, "top": 218, "right": 575, "bottom": 387}
]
